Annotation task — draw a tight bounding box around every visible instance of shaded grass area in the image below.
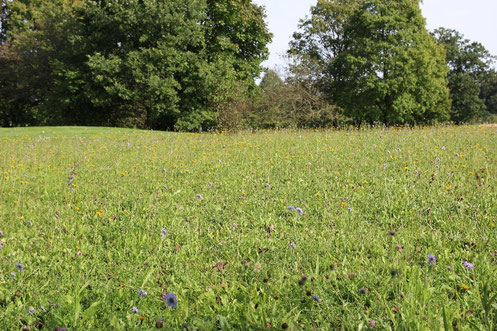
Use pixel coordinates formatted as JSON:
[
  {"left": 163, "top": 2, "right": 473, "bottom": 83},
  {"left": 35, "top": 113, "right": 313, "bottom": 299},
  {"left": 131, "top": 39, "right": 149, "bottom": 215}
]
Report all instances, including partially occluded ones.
[{"left": 1, "top": 126, "right": 496, "bottom": 329}]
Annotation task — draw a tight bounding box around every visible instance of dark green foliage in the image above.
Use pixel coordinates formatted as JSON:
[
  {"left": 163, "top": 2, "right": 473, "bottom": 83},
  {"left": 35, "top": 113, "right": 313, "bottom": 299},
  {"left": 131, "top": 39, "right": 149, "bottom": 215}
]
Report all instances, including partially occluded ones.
[
  {"left": 1, "top": 0, "right": 271, "bottom": 130},
  {"left": 433, "top": 28, "right": 496, "bottom": 122},
  {"left": 290, "top": 0, "right": 451, "bottom": 125}
]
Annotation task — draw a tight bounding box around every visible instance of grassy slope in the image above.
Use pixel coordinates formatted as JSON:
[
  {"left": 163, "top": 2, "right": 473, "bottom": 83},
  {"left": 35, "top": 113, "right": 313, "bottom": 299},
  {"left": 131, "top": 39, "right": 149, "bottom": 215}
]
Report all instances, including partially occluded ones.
[{"left": 0, "top": 126, "right": 496, "bottom": 330}]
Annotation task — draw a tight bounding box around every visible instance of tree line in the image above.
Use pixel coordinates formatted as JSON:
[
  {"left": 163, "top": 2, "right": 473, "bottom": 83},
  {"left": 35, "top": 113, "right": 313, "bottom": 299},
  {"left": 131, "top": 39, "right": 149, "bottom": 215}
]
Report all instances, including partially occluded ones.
[{"left": 1, "top": 0, "right": 496, "bottom": 130}]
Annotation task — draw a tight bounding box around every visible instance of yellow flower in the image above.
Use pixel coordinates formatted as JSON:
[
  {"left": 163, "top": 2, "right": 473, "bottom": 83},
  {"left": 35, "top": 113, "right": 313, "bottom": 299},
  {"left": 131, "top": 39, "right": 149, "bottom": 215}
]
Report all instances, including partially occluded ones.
[
  {"left": 341, "top": 202, "right": 348, "bottom": 207},
  {"left": 445, "top": 184, "right": 451, "bottom": 190},
  {"left": 13, "top": 200, "right": 19, "bottom": 204},
  {"left": 74, "top": 207, "right": 80, "bottom": 210},
  {"left": 460, "top": 285, "right": 469, "bottom": 291}
]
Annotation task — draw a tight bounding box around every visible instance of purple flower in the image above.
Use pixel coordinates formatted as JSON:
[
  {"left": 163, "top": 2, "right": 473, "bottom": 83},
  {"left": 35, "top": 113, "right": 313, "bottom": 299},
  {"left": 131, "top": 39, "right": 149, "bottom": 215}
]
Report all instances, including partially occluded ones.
[
  {"left": 164, "top": 293, "right": 177, "bottom": 308},
  {"left": 347, "top": 207, "right": 352, "bottom": 213},
  {"left": 196, "top": 194, "right": 203, "bottom": 201},
  {"left": 162, "top": 169, "right": 166, "bottom": 172},
  {"left": 40, "top": 305, "right": 46, "bottom": 313},
  {"left": 427, "top": 254, "right": 436, "bottom": 265},
  {"left": 68, "top": 176, "right": 74, "bottom": 180},
  {"left": 16, "top": 263, "right": 23, "bottom": 271},
  {"left": 208, "top": 182, "right": 213, "bottom": 188},
  {"left": 132, "top": 306, "right": 139, "bottom": 313},
  {"left": 288, "top": 206, "right": 295, "bottom": 211},
  {"left": 138, "top": 289, "right": 147, "bottom": 297},
  {"left": 163, "top": 186, "right": 168, "bottom": 190},
  {"left": 161, "top": 229, "right": 168, "bottom": 238},
  {"left": 369, "top": 320, "right": 376, "bottom": 328},
  {"left": 0, "top": 230, "right": 4, "bottom": 237},
  {"left": 359, "top": 288, "right": 367, "bottom": 294},
  {"left": 28, "top": 221, "right": 33, "bottom": 227},
  {"left": 289, "top": 242, "right": 296, "bottom": 249},
  {"left": 312, "top": 294, "right": 322, "bottom": 302},
  {"left": 296, "top": 208, "right": 303, "bottom": 216},
  {"left": 265, "top": 183, "right": 271, "bottom": 189},
  {"left": 29, "top": 308, "right": 36, "bottom": 315},
  {"left": 462, "top": 261, "right": 474, "bottom": 271},
  {"left": 11, "top": 272, "right": 16, "bottom": 279}
]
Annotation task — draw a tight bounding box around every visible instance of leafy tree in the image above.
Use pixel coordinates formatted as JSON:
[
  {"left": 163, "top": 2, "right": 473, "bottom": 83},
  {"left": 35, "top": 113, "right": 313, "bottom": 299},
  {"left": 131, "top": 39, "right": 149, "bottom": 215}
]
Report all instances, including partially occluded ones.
[
  {"left": 290, "top": 0, "right": 450, "bottom": 125},
  {"left": 1, "top": 0, "right": 271, "bottom": 130},
  {"left": 433, "top": 28, "right": 496, "bottom": 122}
]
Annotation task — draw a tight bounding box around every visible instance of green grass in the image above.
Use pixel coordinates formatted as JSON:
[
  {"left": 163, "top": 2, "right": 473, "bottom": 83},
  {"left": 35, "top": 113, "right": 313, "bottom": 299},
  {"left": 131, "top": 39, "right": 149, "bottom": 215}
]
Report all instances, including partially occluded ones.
[{"left": 1, "top": 125, "right": 496, "bottom": 330}]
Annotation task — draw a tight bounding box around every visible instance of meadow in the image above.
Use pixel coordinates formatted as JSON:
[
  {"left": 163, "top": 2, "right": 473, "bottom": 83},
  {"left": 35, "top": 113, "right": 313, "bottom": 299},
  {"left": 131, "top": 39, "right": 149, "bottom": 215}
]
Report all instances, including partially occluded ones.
[{"left": 0, "top": 125, "right": 496, "bottom": 330}]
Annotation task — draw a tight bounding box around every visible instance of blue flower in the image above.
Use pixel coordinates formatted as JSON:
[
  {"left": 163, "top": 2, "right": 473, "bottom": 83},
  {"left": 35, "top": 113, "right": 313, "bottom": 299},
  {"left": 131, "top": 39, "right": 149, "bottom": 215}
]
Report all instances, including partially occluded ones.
[
  {"left": 16, "top": 263, "right": 23, "bottom": 271},
  {"left": 161, "top": 229, "right": 168, "bottom": 238},
  {"left": 312, "top": 294, "right": 322, "bottom": 302},
  {"left": 462, "top": 261, "right": 474, "bottom": 271},
  {"left": 427, "top": 254, "right": 436, "bottom": 265},
  {"left": 29, "top": 308, "right": 36, "bottom": 315},
  {"left": 131, "top": 306, "right": 139, "bottom": 313},
  {"left": 288, "top": 206, "right": 295, "bottom": 211},
  {"left": 11, "top": 272, "right": 16, "bottom": 279},
  {"left": 138, "top": 289, "right": 147, "bottom": 297},
  {"left": 164, "top": 293, "right": 177, "bottom": 309},
  {"left": 296, "top": 208, "right": 303, "bottom": 216}
]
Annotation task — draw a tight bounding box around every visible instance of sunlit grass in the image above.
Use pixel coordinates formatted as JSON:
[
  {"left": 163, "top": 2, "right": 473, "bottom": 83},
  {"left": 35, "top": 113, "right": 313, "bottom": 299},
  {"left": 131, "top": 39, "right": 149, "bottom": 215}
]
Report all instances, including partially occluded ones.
[{"left": 1, "top": 125, "right": 496, "bottom": 329}]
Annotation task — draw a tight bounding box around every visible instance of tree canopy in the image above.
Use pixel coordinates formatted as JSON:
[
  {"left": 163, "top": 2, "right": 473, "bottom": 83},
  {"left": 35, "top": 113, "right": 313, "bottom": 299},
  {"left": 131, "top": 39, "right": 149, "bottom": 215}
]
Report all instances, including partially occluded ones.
[
  {"left": 0, "top": 0, "right": 271, "bottom": 130},
  {"left": 290, "top": 0, "right": 451, "bottom": 125}
]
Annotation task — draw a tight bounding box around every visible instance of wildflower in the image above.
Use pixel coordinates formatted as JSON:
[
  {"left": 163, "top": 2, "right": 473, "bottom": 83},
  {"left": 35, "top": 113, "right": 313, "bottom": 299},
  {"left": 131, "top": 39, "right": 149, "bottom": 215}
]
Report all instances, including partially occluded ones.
[
  {"left": 462, "top": 262, "right": 474, "bottom": 271},
  {"left": 132, "top": 307, "right": 139, "bottom": 313},
  {"left": 16, "top": 263, "right": 24, "bottom": 271},
  {"left": 359, "top": 288, "right": 367, "bottom": 294},
  {"left": 138, "top": 289, "right": 147, "bottom": 297},
  {"left": 427, "top": 254, "right": 436, "bottom": 265},
  {"left": 396, "top": 244, "right": 403, "bottom": 250},
  {"left": 312, "top": 294, "right": 322, "bottom": 302},
  {"left": 28, "top": 221, "right": 33, "bottom": 227},
  {"left": 388, "top": 231, "right": 396, "bottom": 236},
  {"left": 461, "top": 285, "right": 470, "bottom": 291},
  {"left": 161, "top": 229, "right": 168, "bottom": 238},
  {"left": 163, "top": 186, "right": 168, "bottom": 190},
  {"left": 29, "top": 308, "right": 36, "bottom": 315},
  {"left": 40, "top": 305, "right": 46, "bottom": 313},
  {"left": 232, "top": 223, "right": 238, "bottom": 228},
  {"left": 11, "top": 272, "right": 16, "bottom": 279},
  {"left": 0, "top": 230, "right": 4, "bottom": 237},
  {"left": 162, "top": 169, "right": 166, "bottom": 172},
  {"left": 164, "top": 293, "right": 178, "bottom": 308},
  {"left": 347, "top": 207, "right": 352, "bottom": 213},
  {"left": 196, "top": 194, "right": 203, "bottom": 201},
  {"left": 383, "top": 163, "right": 388, "bottom": 168},
  {"left": 296, "top": 208, "right": 303, "bottom": 215},
  {"left": 298, "top": 275, "right": 307, "bottom": 285},
  {"left": 265, "top": 183, "right": 271, "bottom": 189},
  {"left": 289, "top": 242, "right": 296, "bottom": 249},
  {"left": 369, "top": 320, "right": 376, "bottom": 328},
  {"left": 288, "top": 206, "right": 295, "bottom": 211},
  {"left": 208, "top": 182, "right": 213, "bottom": 188},
  {"left": 436, "top": 165, "right": 440, "bottom": 169}
]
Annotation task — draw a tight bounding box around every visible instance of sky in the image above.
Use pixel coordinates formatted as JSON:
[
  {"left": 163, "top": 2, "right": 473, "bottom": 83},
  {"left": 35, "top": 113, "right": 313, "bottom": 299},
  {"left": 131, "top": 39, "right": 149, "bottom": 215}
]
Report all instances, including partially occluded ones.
[{"left": 253, "top": 0, "right": 497, "bottom": 70}]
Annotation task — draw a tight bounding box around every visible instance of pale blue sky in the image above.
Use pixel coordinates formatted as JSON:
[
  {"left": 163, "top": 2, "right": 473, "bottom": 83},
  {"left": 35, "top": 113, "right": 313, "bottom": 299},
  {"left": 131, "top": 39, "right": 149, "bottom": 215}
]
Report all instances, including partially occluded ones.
[{"left": 253, "top": 0, "right": 497, "bottom": 69}]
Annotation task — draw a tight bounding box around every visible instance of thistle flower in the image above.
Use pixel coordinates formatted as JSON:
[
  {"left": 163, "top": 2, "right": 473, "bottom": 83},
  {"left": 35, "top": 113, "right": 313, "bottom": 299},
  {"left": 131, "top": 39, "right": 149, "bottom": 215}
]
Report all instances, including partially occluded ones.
[
  {"left": 427, "top": 254, "right": 436, "bottom": 265},
  {"left": 164, "top": 293, "right": 177, "bottom": 308},
  {"left": 462, "top": 261, "right": 474, "bottom": 271}
]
